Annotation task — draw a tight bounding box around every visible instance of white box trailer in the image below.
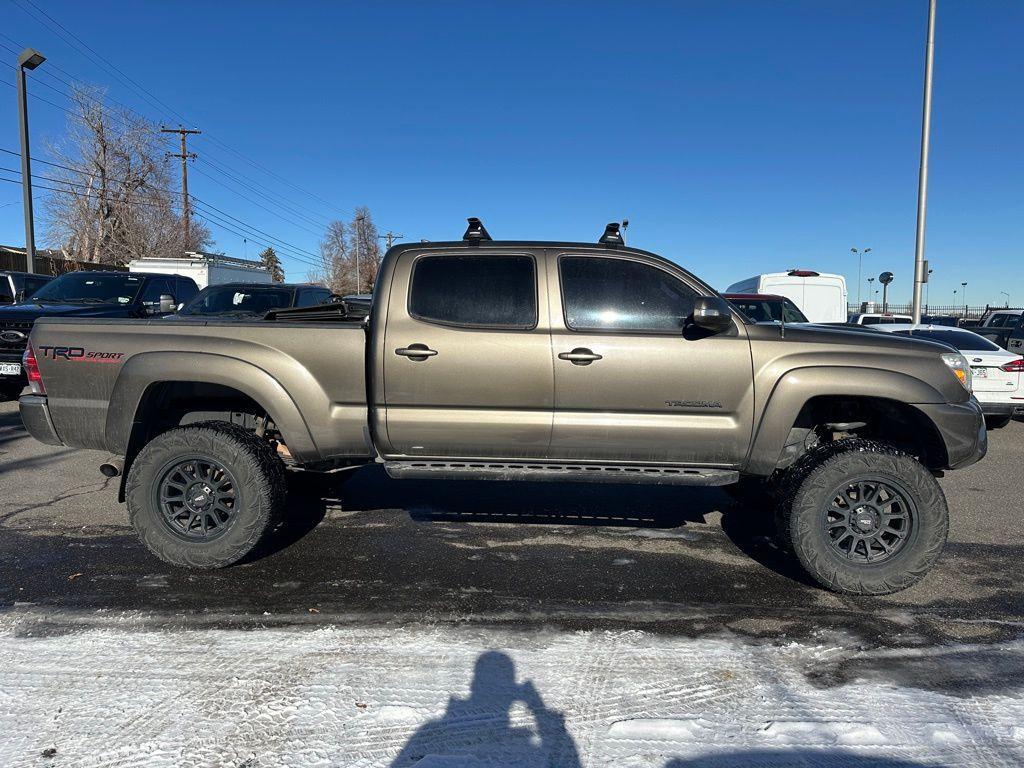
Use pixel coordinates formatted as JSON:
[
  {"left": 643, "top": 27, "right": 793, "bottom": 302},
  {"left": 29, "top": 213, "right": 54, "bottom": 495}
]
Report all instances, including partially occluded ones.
[
  {"left": 725, "top": 270, "right": 848, "bottom": 323},
  {"left": 127, "top": 252, "right": 272, "bottom": 290}
]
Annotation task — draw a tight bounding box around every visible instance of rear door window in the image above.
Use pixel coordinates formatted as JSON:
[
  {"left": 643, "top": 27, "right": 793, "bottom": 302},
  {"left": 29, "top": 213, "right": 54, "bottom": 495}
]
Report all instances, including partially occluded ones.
[
  {"left": 409, "top": 255, "right": 537, "bottom": 329},
  {"left": 560, "top": 256, "right": 699, "bottom": 333}
]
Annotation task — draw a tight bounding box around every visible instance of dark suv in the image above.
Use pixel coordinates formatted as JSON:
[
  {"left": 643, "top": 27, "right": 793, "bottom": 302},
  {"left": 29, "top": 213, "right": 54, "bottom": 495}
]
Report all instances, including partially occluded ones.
[
  {"left": 176, "top": 282, "right": 333, "bottom": 320},
  {"left": 0, "top": 270, "right": 52, "bottom": 306},
  {"left": 0, "top": 271, "right": 198, "bottom": 398}
]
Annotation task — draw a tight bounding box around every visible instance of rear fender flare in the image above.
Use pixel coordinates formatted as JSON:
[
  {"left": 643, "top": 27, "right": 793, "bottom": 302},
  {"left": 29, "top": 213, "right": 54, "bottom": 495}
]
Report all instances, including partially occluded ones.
[
  {"left": 745, "top": 366, "right": 946, "bottom": 475},
  {"left": 105, "top": 351, "right": 318, "bottom": 462}
]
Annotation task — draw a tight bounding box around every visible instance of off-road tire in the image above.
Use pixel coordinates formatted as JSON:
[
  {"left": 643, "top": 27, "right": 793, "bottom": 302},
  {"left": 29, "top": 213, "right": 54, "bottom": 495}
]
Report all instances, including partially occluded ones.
[
  {"left": 776, "top": 439, "right": 948, "bottom": 595},
  {"left": 985, "top": 415, "right": 1011, "bottom": 430},
  {"left": 126, "top": 421, "right": 287, "bottom": 568}
]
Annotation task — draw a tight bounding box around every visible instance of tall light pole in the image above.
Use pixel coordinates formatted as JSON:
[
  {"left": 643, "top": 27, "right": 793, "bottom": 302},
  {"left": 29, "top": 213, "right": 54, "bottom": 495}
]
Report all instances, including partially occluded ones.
[
  {"left": 1001, "top": 291, "right": 1010, "bottom": 307},
  {"left": 353, "top": 213, "right": 366, "bottom": 294},
  {"left": 961, "top": 281, "right": 967, "bottom": 315},
  {"left": 867, "top": 277, "right": 875, "bottom": 308},
  {"left": 851, "top": 247, "right": 871, "bottom": 306},
  {"left": 925, "top": 268, "right": 934, "bottom": 310},
  {"left": 16, "top": 47, "right": 45, "bottom": 274},
  {"left": 911, "top": 0, "right": 938, "bottom": 324}
]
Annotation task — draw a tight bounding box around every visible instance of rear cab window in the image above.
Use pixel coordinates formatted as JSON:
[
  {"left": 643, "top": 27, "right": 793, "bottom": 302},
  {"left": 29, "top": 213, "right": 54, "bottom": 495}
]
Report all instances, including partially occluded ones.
[{"left": 409, "top": 254, "right": 537, "bottom": 329}]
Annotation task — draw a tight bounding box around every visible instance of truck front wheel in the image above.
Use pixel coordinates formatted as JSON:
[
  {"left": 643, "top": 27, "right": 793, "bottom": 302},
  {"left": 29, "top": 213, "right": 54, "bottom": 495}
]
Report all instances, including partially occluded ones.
[
  {"left": 125, "top": 421, "right": 287, "bottom": 569},
  {"left": 778, "top": 440, "right": 948, "bottom": 595}
]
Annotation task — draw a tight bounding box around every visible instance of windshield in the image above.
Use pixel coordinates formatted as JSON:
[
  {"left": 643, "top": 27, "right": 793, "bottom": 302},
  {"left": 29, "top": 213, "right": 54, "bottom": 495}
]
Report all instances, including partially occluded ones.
[
  {"left": 729, "top": 297, "right": 809, "bottom": 323},
  {"left": 892, "top": 329, "right": 1001, "bottom": 352},
  {"left": 29, "top": 272, "right": 144, "bottom": 304},
  {"left": 180, "top": 286, "right": 296, "bottom": 316}
]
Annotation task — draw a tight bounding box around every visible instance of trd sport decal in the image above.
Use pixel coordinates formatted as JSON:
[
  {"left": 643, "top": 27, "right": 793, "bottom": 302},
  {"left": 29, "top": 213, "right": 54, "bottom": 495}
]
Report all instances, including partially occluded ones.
[{"left": 37, "top": 345, "right": 125, "bottom": 363}]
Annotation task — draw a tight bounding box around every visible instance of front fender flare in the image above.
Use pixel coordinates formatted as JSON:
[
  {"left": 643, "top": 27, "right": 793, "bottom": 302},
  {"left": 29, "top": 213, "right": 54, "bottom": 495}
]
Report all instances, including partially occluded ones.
[
  {"left": 105, "top": 351, "right": 318, "bottom": 462},
  {"left": 745, "top": 366, "right": 947, "bottom": 475}
]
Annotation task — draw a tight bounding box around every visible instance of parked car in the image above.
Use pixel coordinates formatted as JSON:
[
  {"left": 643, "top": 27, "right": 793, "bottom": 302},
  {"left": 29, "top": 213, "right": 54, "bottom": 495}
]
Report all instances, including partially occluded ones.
[
  {"left": 725, "top": 270, "right": 847, "bottom": 323},
  {"left": 723, "top": 293, "right": 809, "bottom": 324},
  {"left": 20, "top": 220, "right": 986, "bottom": 595},
  {"left": 0, "top": 271, "right": 198, "bottom": 399},
  {"left": 919, "top": 314, "right": 957, "bottom": 327},
  {"left": 175, "top": 283, "right": 333, "bottom": 319},
  {"left": 848, "top": 312, "right": 914, "bottom": 326},
  {"left": 873, "top": 323, "right": 1023, "bottom": 428},
  {"left": 974, "top": 309, "right": 1023, "bottom": 350},
  {"left": 0, "top": 270, "right": 52, "bottom": 305}
]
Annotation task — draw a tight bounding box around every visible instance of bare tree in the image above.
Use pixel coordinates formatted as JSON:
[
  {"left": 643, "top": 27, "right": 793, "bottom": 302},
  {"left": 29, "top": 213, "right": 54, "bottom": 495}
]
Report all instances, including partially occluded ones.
[
  {"left": 350, "top": 206, "right": 382, "bottom": 294},
  {"left": 42, "top": 86, "right": 211, "bottom": 266},
  {"left": 312, "top": 208, "right": 382, "bottom": 295},
  {"left": 311, "top": 219, "right": 349, "bottom": 294}
]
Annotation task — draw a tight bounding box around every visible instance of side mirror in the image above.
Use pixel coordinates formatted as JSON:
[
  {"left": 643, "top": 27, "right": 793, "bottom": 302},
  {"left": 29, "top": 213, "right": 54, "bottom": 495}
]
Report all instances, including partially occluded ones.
[
  {"left": 159, "top": 294, "right": 177, "bottom": 313},
  {"left": 691, "top": 296, "right": 733, "bottom": 334}
]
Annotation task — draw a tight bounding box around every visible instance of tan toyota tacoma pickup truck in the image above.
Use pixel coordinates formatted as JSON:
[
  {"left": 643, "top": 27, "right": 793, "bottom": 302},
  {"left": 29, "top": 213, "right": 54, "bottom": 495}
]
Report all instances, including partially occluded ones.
[{"left": 19, "top": 220, "right": 987, "bottom": 594}]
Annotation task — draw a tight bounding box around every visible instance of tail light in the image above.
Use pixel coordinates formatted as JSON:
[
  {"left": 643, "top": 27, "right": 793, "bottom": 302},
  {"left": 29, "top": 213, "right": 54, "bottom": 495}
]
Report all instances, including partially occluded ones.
[
  {"left": 1001, "top": 358, "right": 1024, "bottom": 372},
  {"left": 23, "top": 343, "right": 44, "bottom": 395}
]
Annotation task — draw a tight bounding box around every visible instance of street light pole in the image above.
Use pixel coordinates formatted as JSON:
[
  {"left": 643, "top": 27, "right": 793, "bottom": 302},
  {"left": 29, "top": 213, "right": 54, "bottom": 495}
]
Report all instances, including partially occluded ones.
[
  {"left": 851, "top": 247, "right": 871, "bottom": 307},
  {"left": 353, "top": 214, "right": 366, "bottom": 294},
  {"left": 911, "top": 0, "right": 937, "bottom": 324},
  {"left": 1001, "top": 291, "right": 1010, "bottom": 307},
  {"left": 961, "top": 281, "right": 967, "bottom": 316},
  {"left": 16, "top": 47, "right": 45, "bottom": 274},
  {"left": 925, "top": 268, "right": 934, "bottom": 310}
]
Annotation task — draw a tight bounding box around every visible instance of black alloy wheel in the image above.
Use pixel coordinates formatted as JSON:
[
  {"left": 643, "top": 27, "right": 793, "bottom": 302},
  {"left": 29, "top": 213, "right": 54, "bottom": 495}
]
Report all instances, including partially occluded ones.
[
  {"left": 823, "top": 476, "right": 914, "bottom": 564},
  {"left": 156, "top": 456, "right": 240, "bottom": 541}
]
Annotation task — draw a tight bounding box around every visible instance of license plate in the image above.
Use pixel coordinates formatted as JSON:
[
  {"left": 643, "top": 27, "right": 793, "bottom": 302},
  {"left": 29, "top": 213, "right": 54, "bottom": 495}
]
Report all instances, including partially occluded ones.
[
  {"left": 0, "top": 363, "right": 21, "bottom": 376},
  {"left": 971, "top": 367, "right": 988, "bottom": 379}
]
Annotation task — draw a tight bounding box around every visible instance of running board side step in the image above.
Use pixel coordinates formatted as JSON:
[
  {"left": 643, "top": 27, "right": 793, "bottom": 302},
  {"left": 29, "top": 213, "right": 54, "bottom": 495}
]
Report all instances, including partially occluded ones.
[{"left": 384, "top": 460, "right": 739, "bottom": 486}]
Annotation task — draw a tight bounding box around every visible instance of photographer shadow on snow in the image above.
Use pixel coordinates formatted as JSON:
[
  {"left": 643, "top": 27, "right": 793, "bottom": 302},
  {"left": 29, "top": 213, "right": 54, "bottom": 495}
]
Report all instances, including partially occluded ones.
[{"left": 389, "top": 650, "right": 580, "bottom": 767}]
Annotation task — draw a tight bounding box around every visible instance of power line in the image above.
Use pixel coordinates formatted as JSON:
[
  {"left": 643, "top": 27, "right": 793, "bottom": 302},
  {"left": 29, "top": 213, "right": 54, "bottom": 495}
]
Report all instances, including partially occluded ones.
[
  {"left": 1, "top": 149, "right": 323, "bottom": 265},
  {"left": 4, "top": 7, "right": 342, "bottom": 217}
]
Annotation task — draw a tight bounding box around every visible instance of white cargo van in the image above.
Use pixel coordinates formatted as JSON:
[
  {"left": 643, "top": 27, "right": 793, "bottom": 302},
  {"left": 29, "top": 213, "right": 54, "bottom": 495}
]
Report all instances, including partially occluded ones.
[
  {"left": 725, "top": 270, "right": 848, "bottom": 323},
  {"left": 128, "top": 252, "right": 272, "bottom": 290}
]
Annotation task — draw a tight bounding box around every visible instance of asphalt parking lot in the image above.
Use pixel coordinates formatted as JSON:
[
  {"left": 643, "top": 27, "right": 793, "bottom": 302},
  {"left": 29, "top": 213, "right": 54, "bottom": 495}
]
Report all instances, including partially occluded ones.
[{"left": 1, "top": 398, "right": 1022, "bottom": 646}]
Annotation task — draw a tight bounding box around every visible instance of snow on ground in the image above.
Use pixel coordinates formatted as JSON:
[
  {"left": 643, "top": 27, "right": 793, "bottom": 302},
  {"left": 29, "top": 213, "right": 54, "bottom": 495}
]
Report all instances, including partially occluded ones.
[{"left": 0, "top": 616, "right": 1022, "bottom": 767}]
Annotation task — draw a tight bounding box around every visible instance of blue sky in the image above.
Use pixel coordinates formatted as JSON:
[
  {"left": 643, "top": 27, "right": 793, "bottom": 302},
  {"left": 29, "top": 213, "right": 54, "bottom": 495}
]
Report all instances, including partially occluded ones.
[{"left": 1, "top": 1, "right": 1021, "bottom": 306}]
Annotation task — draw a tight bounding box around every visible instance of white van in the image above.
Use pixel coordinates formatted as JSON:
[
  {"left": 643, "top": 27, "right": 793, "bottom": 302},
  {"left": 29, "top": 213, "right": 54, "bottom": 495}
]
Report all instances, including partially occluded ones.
[
  {"left": 725, "top": 270, "right": 848, "bottom": 323},
  {"left": 128, "top": 252, "right": 272, "bottom": 290}
]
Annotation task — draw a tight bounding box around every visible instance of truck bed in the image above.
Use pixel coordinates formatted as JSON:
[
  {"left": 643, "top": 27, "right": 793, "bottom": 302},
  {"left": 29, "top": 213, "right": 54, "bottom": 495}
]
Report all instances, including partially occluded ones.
[{"left": 29, "top": 317, "right": 370, "bottom": 464}]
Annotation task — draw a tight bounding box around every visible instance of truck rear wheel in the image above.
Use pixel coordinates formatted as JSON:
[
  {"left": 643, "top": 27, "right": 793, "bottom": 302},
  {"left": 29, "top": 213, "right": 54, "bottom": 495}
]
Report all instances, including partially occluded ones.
[
  {"left": 777, "top": 439, "right": 948, "bottom": 595},
  {"left": 125, "top": 421, "right": 287, "bottom": 569}
]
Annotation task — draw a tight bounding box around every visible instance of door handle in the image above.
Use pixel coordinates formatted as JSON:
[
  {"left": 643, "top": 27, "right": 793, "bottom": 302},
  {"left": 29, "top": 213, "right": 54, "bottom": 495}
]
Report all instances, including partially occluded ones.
[
  {"left": 395, "top": 344, "right": 438, "bottom": 360},
  {"left": 558, "top": 348, "right": 602, "bottom": 365}
]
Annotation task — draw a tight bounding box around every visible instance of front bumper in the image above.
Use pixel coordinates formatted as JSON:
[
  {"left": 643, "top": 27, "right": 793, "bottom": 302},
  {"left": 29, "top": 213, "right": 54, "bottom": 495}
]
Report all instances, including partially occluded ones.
[
  {"left": 0, "top": 351, "right": 25, "bottom": 384},
  {"left": 915, "top": 399, "right": 987, "bottom": 470},
  {"left": 19, "top": 394, "right": 64, "bottom": 446}
]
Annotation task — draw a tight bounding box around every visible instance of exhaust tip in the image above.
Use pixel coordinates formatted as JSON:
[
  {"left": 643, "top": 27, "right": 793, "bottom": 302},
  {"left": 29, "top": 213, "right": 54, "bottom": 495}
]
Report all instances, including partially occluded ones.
[{"left": 99, "top": 460, "right": 123, "bottom": 478}]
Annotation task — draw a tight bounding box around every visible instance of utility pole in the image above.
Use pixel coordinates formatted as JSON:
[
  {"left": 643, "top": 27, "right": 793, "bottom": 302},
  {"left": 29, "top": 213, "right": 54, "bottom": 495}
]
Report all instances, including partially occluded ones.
[
  {"left": 161, "top": 126, "right": 200, "bottom": 253},
  {"left": 911, "top": 0, "right": 938, "bottom": 324},
  {"left": 379, "top": 231, "right": 404, "bottom": 250},
  {"left": 17, "top": 48, "right": 46, "bottom": 274}
]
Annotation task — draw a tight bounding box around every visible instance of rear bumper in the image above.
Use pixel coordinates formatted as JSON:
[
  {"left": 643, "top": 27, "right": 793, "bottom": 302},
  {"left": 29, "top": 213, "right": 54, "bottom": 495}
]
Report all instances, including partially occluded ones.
[
  {"left": 974, "top": 398, "right": 1024, "bottom": 418},
  {"left": 915, "top": 399, "right": 987, "bottom": 470},
  {"left": 19, "top": 395, "right": 64, "bottom": 446}
]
